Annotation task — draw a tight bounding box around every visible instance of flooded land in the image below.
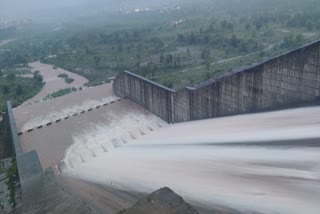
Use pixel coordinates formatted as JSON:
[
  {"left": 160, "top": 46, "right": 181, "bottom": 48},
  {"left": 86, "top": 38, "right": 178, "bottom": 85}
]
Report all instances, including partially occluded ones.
[{"left": 23, "top": 61, "right": 88, "bottom": 105}]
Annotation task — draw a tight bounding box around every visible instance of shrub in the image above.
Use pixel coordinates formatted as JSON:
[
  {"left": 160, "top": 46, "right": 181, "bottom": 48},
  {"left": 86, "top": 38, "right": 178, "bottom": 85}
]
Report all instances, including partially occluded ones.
[
  {"left": 58, "top": 74, "right": 68, "bottom": 78},
  {"left": 6, "top": 73, "right": 16, "bottom": 82},
  {"left": 65, "top": 77, "right": 75, "bottom": 84},
  {"left": 15, "top": 85, "right": 23, "bottom": 95},
  {"left": 33, "top": 71, "right": 43, "bottom": 83},
  {"left": 44, "top": 87, "right": 78, "bottom": 100},
  {"left": 2, "top": 85, "right": 10, "bottom": 94}
]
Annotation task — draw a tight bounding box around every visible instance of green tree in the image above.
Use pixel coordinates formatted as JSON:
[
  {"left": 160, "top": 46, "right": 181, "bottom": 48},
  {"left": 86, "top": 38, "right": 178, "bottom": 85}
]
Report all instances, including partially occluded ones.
[
  {"left": 205, "top": 61, "right": 211, "bottom": 80},
  {"left": 255, "top": 21, "right": 263, "bottom": 30},
  {"left": 295, "top": 34, "right": 304, "bottom": 44},
  {"left": 136, "top": 54, "right": 141, "bottom": 70},
  {"left": 201, "top": 49, "right": 211, "bottom": 62},
  {"left": 94, "top": 56, "right": 101, "bottom": 68},
  {"left": 33, "top": 71, "right": 43, "bottom": 83},
  {"left": 160, "top": 54, "right": 165, "bottom": 64},
  {"left": 85, "top": 46, "right": 89, "bottom": 54},
  {"left": 227, "top": 22, "right": 234, "bottom": 31},
  {"left": 245, "top": 23, "right": 251, "bottom": 30},
  {"left": 206, "top": 61, "right": 210, "bottom": 72},
  {"left": 118, "top": 44, "right": 123, "bottom": 52},
  {"left": 166, "top": 54, "right": 173, "bottom": 65},
  {"left": 307, "top": 22, "right": 313, "bottom": 31},
  {"left": 163, "top": 80, "right": 174, "bottom": 89},
  {"left": 230, "top": 35, "right": 240, "bottom": 48},
  {"left": 6, "top": 73, "right": 16, "bottom": 82},
  {"left": 2, "top": 85, "right": 10, "bottom": 94},
  {"left": 15, "top": 85, "right": 23, "bottom": 95},
  {"left": 221, "top": 20, "right": 228, "bottom": 29}
]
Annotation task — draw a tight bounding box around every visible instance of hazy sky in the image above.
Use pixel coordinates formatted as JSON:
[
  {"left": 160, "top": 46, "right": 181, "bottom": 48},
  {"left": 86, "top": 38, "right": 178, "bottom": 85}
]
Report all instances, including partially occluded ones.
[
  {"left": 1, "top": 0, "right": 87, "bottom": 10},
  {"left": 0, "top": 0, "right": 90, "bottom": 17},
  {"left": 0, "top": 0, "right": 181, "bottom": 19}
]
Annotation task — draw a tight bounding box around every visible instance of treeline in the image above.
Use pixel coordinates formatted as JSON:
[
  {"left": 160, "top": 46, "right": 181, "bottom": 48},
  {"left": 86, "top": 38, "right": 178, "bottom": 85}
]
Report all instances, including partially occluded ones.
[
  {"left": 286, "top": 12, "right": 320, "bottom": 31},
  {"left": 0, "top": 70, "right": 44, "bottom": 97},
  {"left": 0, "top": 38, "right": 65, "bottom": 70},
  {"left": 0, "top": 69, "right": 44, "bottom": 112},
  {"left": 177, "top": 31, "right": 259, "bottom": 54}
]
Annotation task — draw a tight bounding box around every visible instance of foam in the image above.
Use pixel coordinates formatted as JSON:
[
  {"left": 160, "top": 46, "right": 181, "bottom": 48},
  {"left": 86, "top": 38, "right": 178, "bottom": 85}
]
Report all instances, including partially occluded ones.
[{"left": 62, "top": 106, "right": 320, "bottom": 214}]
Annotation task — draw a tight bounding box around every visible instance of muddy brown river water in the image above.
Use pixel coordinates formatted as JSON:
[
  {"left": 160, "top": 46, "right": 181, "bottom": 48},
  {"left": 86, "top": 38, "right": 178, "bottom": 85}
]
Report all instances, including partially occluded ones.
[{"left": 23, "top": 61, "right": 88, "bottom": 105}]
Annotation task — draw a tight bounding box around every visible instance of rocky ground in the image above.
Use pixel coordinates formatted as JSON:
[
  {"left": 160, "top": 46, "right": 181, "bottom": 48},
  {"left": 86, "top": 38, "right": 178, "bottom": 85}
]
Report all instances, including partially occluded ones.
[{"left": 118, "top": 187, "right": 199, "bottom": 214}]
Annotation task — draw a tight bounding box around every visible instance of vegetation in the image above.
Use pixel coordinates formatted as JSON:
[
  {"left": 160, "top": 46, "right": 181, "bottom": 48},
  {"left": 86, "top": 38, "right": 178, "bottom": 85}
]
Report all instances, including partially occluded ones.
[
  {"left": 0, "top": 119, "right": 12, "bottom": 160},
  {"left": 58, "top": 73, "right": 68, "bottom": 79},
  {"left": 0, "top": 68, "right": 44, "bottom": 112},
  {"left": 1, "top": 0, "right": 320, "bottom": 89},
  {"left": 43, "top": 87, "right": 77, "bottom": 100},
  {"left": 41, "top": 0, "right": 320, "bottom": 89},
  {"left": 65, "top": 77, "right": 75, "bottom": 84},
  {"left": 58, "top": 73, "right": 75, "bottom": 84},
  {"left": 5, "top": 159, "right": 18, "bottom": 208}
]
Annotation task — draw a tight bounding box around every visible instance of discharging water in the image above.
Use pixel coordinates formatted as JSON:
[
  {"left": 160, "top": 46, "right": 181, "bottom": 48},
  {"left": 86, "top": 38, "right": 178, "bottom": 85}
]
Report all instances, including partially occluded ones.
[{"left": 63, "top": 106, "right": 320, "bottom": 214}]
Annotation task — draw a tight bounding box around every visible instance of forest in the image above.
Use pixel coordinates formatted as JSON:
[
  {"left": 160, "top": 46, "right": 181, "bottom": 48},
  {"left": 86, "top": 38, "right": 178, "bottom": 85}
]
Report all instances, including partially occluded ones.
[{"left": 1, "top": 0, "right": 320, "bottom": 92}]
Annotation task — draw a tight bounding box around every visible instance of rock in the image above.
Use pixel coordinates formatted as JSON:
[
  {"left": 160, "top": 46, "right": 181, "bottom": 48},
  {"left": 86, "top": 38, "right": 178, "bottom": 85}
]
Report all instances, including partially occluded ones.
[{"left": 118, "top": 187, "right": 199, "bottom": 214}]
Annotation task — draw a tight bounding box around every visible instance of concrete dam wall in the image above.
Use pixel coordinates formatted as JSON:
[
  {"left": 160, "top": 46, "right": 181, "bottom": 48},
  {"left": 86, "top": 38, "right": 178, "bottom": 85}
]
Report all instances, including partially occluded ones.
[
  {"left": 114, "top": 40, "right": 320, "bottom": 123},
  {"left": 5, "top": 101, "right": 43, "bottom": 188}
]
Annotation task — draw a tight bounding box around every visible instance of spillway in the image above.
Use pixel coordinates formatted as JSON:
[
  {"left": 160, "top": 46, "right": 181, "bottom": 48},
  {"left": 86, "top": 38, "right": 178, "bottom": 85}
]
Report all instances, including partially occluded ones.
[{"left": 62, "top": 106, "right": 320, "bottom": 214}]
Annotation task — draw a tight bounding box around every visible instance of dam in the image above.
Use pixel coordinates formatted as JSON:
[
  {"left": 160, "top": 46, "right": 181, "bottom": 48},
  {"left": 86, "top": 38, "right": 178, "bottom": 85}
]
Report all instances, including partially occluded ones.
[
  {"left": 114, "top": 40, "right": 320, "bottom": 123},
  {"left": 2, "top": 39, "right": 320, "bottom": 213}
]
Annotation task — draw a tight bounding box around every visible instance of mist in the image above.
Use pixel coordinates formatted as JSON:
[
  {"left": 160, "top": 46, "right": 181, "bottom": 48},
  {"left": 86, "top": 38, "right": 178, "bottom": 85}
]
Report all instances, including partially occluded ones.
[{"left": 0, "top": 0, "right": 180, "bottom": 18}]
